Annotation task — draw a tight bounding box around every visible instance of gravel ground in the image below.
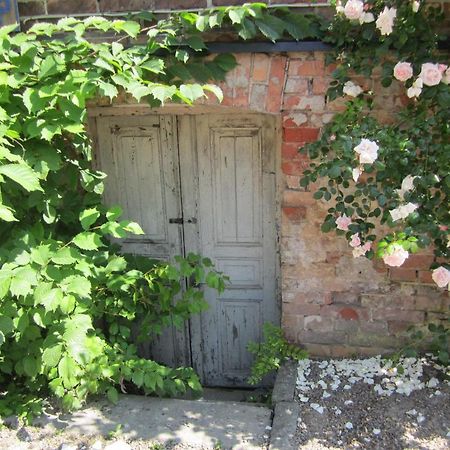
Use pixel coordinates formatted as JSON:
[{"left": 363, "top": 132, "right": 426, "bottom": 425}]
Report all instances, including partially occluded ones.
[{"left": 294, "top": 356, "right": 450, "bottom": 450}]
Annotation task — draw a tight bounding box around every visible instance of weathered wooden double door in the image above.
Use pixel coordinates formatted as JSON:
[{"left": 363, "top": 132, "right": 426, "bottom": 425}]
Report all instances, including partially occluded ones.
[{"left": 95, "top": 111, "right": 279, "bottom": 386}]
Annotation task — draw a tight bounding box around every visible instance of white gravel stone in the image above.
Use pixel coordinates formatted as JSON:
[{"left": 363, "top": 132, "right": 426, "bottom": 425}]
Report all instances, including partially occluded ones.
[
  {"left": 345, "top": 422, "right": 353, "bottom": 430},
  {"left": 90, "top": 441, "right": 103, "bottom": 450},
  {"left": 417, "top": 414, "right": 426, "bottom": 424},
  {"left": 59, "top": 445, "right": 78, "bottom": 450},
  {"left": 104, "top": 441, "right": 132, "bottom": 450},
  {"left": 310, "top": 403, "right": 324, "bottom": 414},
  {"left": 373, "top": 428, "right": 381, "bottom": 435}
]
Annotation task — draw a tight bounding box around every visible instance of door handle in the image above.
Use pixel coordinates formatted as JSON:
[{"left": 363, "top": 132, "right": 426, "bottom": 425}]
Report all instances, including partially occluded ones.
[{"left": 169, "top": 217, "right": 197, "bottom": 224}]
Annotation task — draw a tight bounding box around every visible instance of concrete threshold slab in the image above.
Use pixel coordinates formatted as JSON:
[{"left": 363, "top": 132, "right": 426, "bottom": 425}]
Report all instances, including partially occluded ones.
[
  {"left": 269, "top": 361, "right": 299, "bottom": 450},
  {"left": 53, "top": 395, "right": 272, "bottom": 449}
]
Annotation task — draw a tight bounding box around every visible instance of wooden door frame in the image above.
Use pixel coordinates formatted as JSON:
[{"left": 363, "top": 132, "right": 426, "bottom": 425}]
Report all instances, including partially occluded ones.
[{"left": 88, "top": 105, "right": 283, "bottom": 378}]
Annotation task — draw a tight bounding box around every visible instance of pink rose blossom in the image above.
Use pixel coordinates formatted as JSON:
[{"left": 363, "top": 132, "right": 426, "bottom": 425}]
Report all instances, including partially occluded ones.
[
  {"left": 376, "top": 7, "right": 397, "bottom": 36},
  {"left": 407, "top": 78, "right": 423, "bottom": 98},
  {"left": 432, "top": 266, "right": 450, "bottom": 288},
  {"left": 343, "top": 80, "right": 363, "bottom": 97},
  {"left": 393, "top": 62, "right": 413, "bottom": 82},
  {"left": 352, "top": 241, "right": 371, "bottom": 258},
  {"left": 359, "top": 12, "right": 375, "bottom": 24},
  {"left": 352, "top": 167, "right": 363, "bottom": 182},
  {"left": 350, "top": 233, "right": 361, "bottom": 248},
  {"left": 382, "top": 244, "right": 409, "bottom": 267},
  {"left": 336, "top": 214, "right": 352, "bottom": 231},
  {"left": 438, "top": 64, "right": 448, "bottom": 74},
  {"left": 439, "top": 225, "right": 448, "bottom": 231},
  {"left": 419, "top": 63, "right": 443, "bottom": 86},
  {"left": 344, "top": 0, "right": 364, "bottom": 21}
]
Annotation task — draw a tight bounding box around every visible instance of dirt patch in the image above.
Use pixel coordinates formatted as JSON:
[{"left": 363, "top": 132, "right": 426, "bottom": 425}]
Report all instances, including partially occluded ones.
[{"left": 294, "top": 356, "right": 450, "bottom": 449}]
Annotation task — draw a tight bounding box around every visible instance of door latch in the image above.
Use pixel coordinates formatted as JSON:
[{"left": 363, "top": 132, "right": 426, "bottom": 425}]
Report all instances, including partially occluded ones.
[{"left": 169, "top": 217, "right": 197, "bottom": 224}]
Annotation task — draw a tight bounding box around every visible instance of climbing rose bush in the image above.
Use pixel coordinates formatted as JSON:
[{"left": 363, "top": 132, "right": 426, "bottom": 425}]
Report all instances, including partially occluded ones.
[{"left": 301, "top": 0, "right": 449, "bottom": 289}]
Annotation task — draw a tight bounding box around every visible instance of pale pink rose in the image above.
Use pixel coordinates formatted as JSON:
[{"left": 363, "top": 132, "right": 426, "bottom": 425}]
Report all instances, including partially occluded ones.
[
  {"left": 439, "top": 225, "right": 448, "bottom": 231},
  {"left": 352, "top": 246, "right": 365, "bottom": 258},
  {"left": 359, "top": 12, "right": 375, "bottom": 24},
  {"left": 438, "top": 64, "right": 448, "bottom": 74},
  {"left": 393, "top": 62, "right": 413, "bottom": 82},
  {"left": 389, "top": 202, "right": 419, "bottom": 222},
  {"left": 396, "top": 175, "right": 417, "bottom": 199},
  {"left": 376, "top": 7, "right": 397, "bottom": 36},
  {"left": 352, "top": 241, "right": 371, "bottom": 258},
  {"left": 431, "top": 266, "right": 450, "bottom": 288},
  {"left": 382, "top": 244, "right": 409, "bottom": 267},
  {"left": 343, "top": 80, "right": 363, "bottom": 97},
  {"left": 352, "top": 167, "right": 363, "bottom": 182},
  {"left": 336, "top": 214, "right": 352, "bottom": 231},
  {"left": 350, "top": 233, "right": 361, "bottom": 248},
  {"left": 419, "top": 63, "right": 442, "bottom": 86},
  {"left": 354, "top": 139, "right": 379, "bottom": 164},
  {"left": 412, "top": 1, "right": 420, "bottom": 13},
  {"left": 344, "top": 0, "right": 364, "bottom": 20},
  {"left": 443, "top": 68, "right": 450, "bottom": 85},
  {"left": 407, "top": 78, "right": 423, "bottom": 98}
]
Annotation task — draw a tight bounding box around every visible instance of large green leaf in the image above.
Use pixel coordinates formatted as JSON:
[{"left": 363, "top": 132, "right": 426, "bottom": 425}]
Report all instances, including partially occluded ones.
[
  {"left": 51, "top": 247, "right": 81, "bottom": 265},
  {"left": 23, "top": 356, "right": 39, "bottom": 377},
  {"left": 79, "top": 207, "right": 100, "bottom": 231},
  {"left": 58, "top": 355, "right": 79, "bottom": 388},
  {"left": 97, "top": 81, "right": 118, "bottom": 100},
  {"left": 149, "top": 85, "right": 177, "bottom": 104},
  {"left": 0, "top": 163, "right": 42, "bottom": 192},
  {"left": 10, "top": 266, "right": 38, "bottom": 298},
  {"left": 0, "top": 205, "right": 17, "bottom": 222},
  {"left": 42, "top": 344, "right": 63, "bottom": 368},
  {"left": 73, "top": 232, "right": 103, "bottom": 250},
  {"left": 140, "top": 59, "right": 165, "bottom": 74},
  {"left": 179, "top": 84, "right": 204, "bottom": 103},
  {"left": 61, "top": 275, "right": 91, "bottom": 298},
  {"left": 115, "top": 20, "right": 140, "bottom": 38},
  {"left": 0, "top": 315, "right": 14, "bottom": 334},
  {"left": 39, "top": 54, "right": 64, "bottom": 80},
  {"left": 34, "top": 284, "right": 63, "bottom": 312},
  {"left": 127, "top": 81, "right": 152, "bottom": 102}
]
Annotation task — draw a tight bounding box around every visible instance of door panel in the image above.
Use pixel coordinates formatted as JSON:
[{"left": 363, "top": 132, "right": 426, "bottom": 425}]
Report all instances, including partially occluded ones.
[
  {"left": 189, "top": 114, "right": 279, "bottom": 386},
  {"left": 95, "top": 112, "right": 279, "bottom": 386},
  {"left": 96, "top": 115, "right": 190, "bottom": 367}
]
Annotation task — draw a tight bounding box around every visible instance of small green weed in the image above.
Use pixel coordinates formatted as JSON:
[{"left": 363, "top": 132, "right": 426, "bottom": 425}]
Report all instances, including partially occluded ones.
[
  {"left": 107, "top": 423, "right": 123, "bottom": 440},
  {"left": 247, "top": 323, "right": 308, "bottom": 385}
]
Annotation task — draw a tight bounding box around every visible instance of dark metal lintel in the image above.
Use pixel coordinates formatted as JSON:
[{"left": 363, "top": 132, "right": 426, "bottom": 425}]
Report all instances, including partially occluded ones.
[{"left": 206, "top": 40, "right": 332, "bottom": 54}]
